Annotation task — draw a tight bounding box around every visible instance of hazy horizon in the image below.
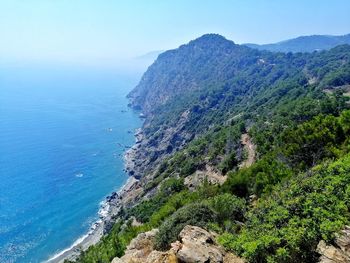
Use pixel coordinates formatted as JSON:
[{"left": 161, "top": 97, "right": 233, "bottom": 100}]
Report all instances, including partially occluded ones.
[{"left": 1, "top": 0, "right": 349, "bottom": 70}]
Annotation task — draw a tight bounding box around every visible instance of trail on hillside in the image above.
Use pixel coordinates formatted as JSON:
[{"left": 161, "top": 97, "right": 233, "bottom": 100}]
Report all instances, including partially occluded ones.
[{"left": 239, "top": 133, "right": 256, "bottom": 168}]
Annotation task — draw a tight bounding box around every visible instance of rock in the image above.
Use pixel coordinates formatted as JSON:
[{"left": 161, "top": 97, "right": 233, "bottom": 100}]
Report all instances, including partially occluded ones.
[
  {"left": 317, "top": 226, "right": 350, "bottom": 263},
  {"left": 111, "top": 258, "right": 123, "bottom": 263},
  {"left": 112, "top": 229, "right": 176, "bottom": 263},
  {"left": 223, "top": 253, "right": 246, "bottom": 263},
  {"left": 176, "top": 225, "right": 223, "bottom": 262},
  {"left": 175, "top": 225, "right": 243, "bottom": 263},
  {"left": 111, "top": 226, "right": 244, "bottom": 263},
  {"left": 184, "top": 164, "right": 227, "bottom": 190},
  {"left": 335, "top": 226, "right": 350, "bottom": 255}
]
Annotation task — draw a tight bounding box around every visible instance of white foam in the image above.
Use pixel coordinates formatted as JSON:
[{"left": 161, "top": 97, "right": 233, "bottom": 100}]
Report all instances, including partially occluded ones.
[
  {"left": 46, "top": 233, "right": 89, "bottom": 262},
  {"left": 98, "top": 201, "right": 110, "bottom": 218}
]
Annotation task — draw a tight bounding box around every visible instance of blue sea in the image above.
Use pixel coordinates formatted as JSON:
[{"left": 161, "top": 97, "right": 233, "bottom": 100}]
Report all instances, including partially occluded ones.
[{"left": 0, "top": 64, "right": 142, "bottom": 263}]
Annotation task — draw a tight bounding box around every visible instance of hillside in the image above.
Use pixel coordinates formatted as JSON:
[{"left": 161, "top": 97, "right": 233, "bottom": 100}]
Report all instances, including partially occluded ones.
[
  {"left": 126, "top": 34, "right": 350, "bottom": 179},
  {"left": 70, "top": 34, "right": 350, "bottom": 263},
  {"left": 245, "top": 33, "right": 350, "bottom": 53}
]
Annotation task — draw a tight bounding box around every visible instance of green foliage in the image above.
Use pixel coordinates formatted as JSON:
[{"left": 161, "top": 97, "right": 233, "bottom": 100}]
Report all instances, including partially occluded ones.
[
  {"left": 219, "top": 152, "right": 238, "bottom": 174},
  {"left": 154, "top": 202, "right": 215, "bottom": 250},
  {"left": 70, "top": 222, "right": 150, "bottom": 263},
  {"left": 73, "top": 39, "right": 350, "bottom": 263},
  {"left": 223, "top": 153, "right": 293, "bottom": 197},
  {"left": 280, "top": 114, "right": 346, "bottom": 168},
  {"left": 207, "top": 193, "right": 246, "bottom": 224},
  {"left": 129, "top": 178, "right": 185, "bottom": 223},
  {"left": 219, "top": 154, "right": 350, "bottom": 262}
]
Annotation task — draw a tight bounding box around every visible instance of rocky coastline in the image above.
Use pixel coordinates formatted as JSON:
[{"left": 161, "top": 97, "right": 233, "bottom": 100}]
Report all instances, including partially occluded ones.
[{"left": 46, "top": 128, "right": 144, "bottom": 263}]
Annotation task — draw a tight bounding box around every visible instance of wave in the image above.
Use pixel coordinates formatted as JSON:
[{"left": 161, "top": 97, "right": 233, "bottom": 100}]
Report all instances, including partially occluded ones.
[{"left": 46, "top": 233, "right": 89, "bottom": 262}]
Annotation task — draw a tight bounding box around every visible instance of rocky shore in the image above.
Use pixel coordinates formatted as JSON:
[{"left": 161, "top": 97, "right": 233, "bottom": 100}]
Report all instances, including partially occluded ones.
[{"left": 46, "top": 128, "right": 144, "bottom": 263}]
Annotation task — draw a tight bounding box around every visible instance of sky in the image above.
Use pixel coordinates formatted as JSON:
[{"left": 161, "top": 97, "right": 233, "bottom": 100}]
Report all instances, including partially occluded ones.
[{"left": 0, "top": 0, "right": 349, "bottom": 68}]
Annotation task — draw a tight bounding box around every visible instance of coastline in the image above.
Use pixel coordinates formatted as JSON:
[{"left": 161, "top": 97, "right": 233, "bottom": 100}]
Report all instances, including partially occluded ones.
[
  {"left": 46, "top": 131, "right": 142, "bottom": 263},
  {"left": 46, "top": 176, "right": 139, "bottom": 263},
  {"left": 44, "top": 101, "right": 145, "bottom": 263}
]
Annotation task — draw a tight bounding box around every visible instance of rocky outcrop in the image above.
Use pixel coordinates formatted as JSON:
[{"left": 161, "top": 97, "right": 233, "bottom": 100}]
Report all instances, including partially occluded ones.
[
  {"left": 112, "top": 226, "right": 244, "bottom": 263},
  {"left": 317, "top": 226, "right": 350, "bottom": 263},
  {"left": 124, "top": 109, "right": 192, "bottom": 180},
  {"left": 173, "top": 225, "right": 244, "bottom": 263},
  {"left": 184, "top": 164, "right": 227, "bottom": 190},
  {"left": 111, "top": 229, "right": 177, "bottom": 263}
]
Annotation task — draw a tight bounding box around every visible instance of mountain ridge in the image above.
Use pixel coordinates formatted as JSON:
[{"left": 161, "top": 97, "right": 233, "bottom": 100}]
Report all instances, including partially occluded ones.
[{"left": 244, "top": 33, "right": 350, "bottom": 52}]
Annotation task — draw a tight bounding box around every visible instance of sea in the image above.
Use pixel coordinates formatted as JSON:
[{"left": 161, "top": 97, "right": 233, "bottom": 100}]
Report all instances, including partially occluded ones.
[{"left": 0, "top": 63, "right": 142, "bottom": 263}]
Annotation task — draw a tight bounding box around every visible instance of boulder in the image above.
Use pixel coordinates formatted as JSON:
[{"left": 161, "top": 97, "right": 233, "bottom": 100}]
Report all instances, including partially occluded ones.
[
  {"left": 111, "top": 226, "right": 244, "bottom": 263},
  {"left": 317, "top": 226, "right": 350, "bottom": 263},
  {"left": 111, "top": 229, "right": 176, "bottom": 263},
  {"left": 174, "top": 225, "right": 244, "bottom": 263}
]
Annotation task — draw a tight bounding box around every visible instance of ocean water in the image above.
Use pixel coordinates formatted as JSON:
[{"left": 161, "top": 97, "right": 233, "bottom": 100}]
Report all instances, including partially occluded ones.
[{"left": 0, "top": 65, "right": 142, "bottom": 263}]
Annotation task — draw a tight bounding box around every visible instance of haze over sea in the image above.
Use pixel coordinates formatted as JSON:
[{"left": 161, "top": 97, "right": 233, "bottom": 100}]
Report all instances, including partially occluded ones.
[{"left": 0, "top": 64, "right": 142, "bottom": 263}]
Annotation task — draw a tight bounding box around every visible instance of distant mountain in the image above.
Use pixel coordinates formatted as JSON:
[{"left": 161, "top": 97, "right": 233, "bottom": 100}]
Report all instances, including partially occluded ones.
[
  {"left": 135, "top": 50, "right": 164, "bottom": 61},
  {"left": 245, "top": 34, "right": 350, "bottom": 52}
]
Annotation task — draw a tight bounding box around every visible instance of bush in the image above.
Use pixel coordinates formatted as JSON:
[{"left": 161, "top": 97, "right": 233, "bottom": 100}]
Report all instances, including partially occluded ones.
[
  {"left": 219, "top": 152, "right": 238, "bottom": 174},
  {"left": 207, "top": 193, "right": 246, "bottom": 224},
  {"left": 154, "top": 202, "right": 215, "bottom": 250},
  {"left": 219, "top": 154, "right": 350, "bottom": 262}
]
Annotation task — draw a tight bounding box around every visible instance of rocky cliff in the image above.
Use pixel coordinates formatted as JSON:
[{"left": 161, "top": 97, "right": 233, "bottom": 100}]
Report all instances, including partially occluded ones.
[{"left": 112, "top": 225, "right": 244, "bottom": 263}]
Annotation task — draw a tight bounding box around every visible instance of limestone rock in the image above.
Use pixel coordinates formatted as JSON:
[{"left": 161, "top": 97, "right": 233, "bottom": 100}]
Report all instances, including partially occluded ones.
[
  {"left": 175, "top": 225, "right": 242, "bottom": 263},
  {"left": 317, "top": 226, "right": 350, "bottom": 263},
  {"left": 111, "top": 258, "right": 123, "bottom": 263},
  {"left": 111, "top": 226, "right": 244, "bottom": 263},
  {"left": 112, "top": 229, "right": 176, "bottom": 263},
  {"left": 185, "top": 164, "right": 227, "bottom": 190}
]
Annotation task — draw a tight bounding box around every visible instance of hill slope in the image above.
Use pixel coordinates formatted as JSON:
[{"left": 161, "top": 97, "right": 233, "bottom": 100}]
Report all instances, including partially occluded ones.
[
  {"left": 126, "top": 34, "right": 350, "bottom": 179},
  {"left": 72, "top": 34, "right": 350, "bottom": 263},
  {"left": 245, "top": 33, "right": 350, "bottom": 52}
]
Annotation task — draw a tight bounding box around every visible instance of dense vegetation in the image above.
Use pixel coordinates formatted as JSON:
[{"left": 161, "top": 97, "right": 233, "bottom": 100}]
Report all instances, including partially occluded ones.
[
  {"left": 127, "top": 35, "right": 350, "bottom": 178},
  {"left": 71, "top": 35, "right": 350, "bottom": 263}
]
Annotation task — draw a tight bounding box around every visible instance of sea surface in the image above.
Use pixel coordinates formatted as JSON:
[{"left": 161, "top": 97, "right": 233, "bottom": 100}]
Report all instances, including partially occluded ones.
[{"left": 0, "top": 64, "right": 142, "bottom": 263}]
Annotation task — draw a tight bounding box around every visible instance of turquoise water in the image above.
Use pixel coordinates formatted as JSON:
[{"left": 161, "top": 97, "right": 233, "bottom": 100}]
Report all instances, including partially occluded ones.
[{"left": 0, "top": 65, "right": 142, "bottom": 263}]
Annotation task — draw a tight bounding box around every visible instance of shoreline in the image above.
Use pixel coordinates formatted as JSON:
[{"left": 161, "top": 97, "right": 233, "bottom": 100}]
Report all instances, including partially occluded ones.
[
  {"left": 45, "top": 116, "right": 144, "bottom": 263},
  {"left": 46, "top": 146, "right": 140, "bottom": 263},
  {"left": 46, "top": 176, "right": 139, "bottom": 263}
]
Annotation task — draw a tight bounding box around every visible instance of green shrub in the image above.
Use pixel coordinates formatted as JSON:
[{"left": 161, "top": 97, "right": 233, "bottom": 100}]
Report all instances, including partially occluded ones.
[
  {"left": 154, "top": 202, "right": 215, "bottom": 250},
  {"left": 207, "top": 193, "right": 246, "bottom": 224},
  {"left": 219, "top": 154, "right": 350, "bottom": 262}
]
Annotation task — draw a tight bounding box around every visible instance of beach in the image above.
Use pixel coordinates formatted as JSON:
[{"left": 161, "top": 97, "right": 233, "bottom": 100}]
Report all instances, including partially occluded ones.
[{"left": 46, "top": 176, "right": 139, "bottom": 263}]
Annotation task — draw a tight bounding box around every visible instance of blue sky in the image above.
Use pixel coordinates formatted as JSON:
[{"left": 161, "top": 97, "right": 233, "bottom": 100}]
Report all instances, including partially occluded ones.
[{"left": 0, "top": 0, "right": 349, "bottom": 66}]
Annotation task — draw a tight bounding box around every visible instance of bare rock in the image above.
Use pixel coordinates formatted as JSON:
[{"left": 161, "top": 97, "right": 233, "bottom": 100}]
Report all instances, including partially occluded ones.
[
  {"left": 185, "top": 164, "right": 227, "bottom": 190},
  {"left": 317, "top": 226, "right": 350, "bottom": 263},
  {"left": 175, "top": 225, "right": 239, "bottom": 263},
  {"left": 335, "top": 226, "right": 350, "bottom": 256},
  {"left": 112, "top": 229, "right": 176, "bottom": 263},
  {"left": 111, "top": 226, "right": 244, "bottom": 263},
  {"left": 111, "top": 258, "right": 123, "bottom": 263},
  {"left": 223, "top": 253, "right": 246, "bottom": 263}
]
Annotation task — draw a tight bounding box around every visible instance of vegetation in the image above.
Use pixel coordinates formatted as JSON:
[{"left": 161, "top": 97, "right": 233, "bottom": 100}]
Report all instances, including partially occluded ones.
[
  {"left": 72, "top": 36, "right": 350, "bottom": 263},
  {"left": 219, "top": 154, "right": 350, "bottom": 262}
]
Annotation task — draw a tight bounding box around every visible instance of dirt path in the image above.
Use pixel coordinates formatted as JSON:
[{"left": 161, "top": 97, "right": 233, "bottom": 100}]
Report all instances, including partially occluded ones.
[{"left": 239, "top": 133, "right": 256, "bottom": 168}]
